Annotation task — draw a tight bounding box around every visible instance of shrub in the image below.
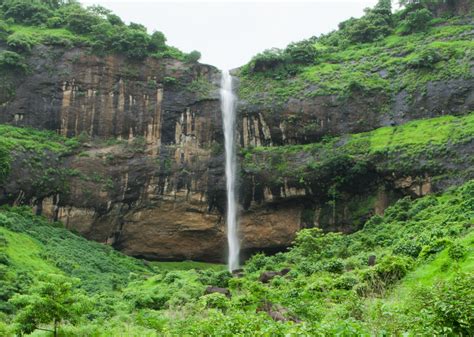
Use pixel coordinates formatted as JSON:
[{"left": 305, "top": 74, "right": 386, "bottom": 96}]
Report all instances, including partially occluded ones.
[
  {"left": 342, "top": 7, "right": 392, "bottom": 44},
  {"left": 448, "top": 242, "right": 467, "bottom": 261},
  {"left": 46, "top": 16, "right": 63, "bottom": 28},
  {"left": 399, "top": 8, "right": 433, "bottom": 35},
  {"left": 0, "top": 50, "right": 27, "bottom": 71},
  {"left": 64, "top": 6, "right": 100, "bottom": 34},
  {"left": 244, "top": 253, "right": 270, "bottom": 273},
  {"left": 285, "top": 40, "right": 318, "bottom": 65},
  {"left": 420, "top": 238, "right": 452, "bottom": 258},
  {"left": 201, "top": 293, "right": 230, "bottom": 311},
  {"left": 323, "top": 258, "right": 345, "bottom": 274},
  {"left": 6, "top": 32, "right": 36, "bottom": 52},
  {"left": 248, "top": 48, "right": 288, "bottom": 73},
  {"left": 0, "top": 20, "right": 11, "bottom": 39},
  {"left": 112, "top": 27, "right": 151, "bottom": 59},
  {"left": 334, "top": 274, "right": 359, "bottom": 290},
  {"left": 149, "top": 31, "right": 166, "bottom": 52},
  {"left": 185, "top": 50, "right": 201, "bottom": 63},
  {"left": 362, "top": 255, "right": 412, "bottom": 294},
  {"left": 418, "top": 274, "right": 474, "bottom": 335},
  {"left": 383, "top": 197, "right": 412, "bottom": 222},
  {"left": 393, "top": 240, "right": 422, "bottom": 258},
  {"left": 2, "top": 0, "right": 51, "bottom": 25},
  {"left": 406, "top": 47, "right": 442, "bottom": 69}
]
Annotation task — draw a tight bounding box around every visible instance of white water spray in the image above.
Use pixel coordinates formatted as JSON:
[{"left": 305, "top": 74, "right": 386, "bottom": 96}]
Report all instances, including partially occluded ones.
[{"left": 220, "top": 70, "right": 240, "bottom": 272}]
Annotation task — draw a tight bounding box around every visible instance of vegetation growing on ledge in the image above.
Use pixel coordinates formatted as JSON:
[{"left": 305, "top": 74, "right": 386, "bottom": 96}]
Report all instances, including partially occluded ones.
[
  {"left": 238, "top": 0, "right": 474, "bottom": 106},
  {"left": 242, "top": 113, "right": 474, "bottom": 191},
  {"left": 0, "top": 0, "right": 201, "bottom": 62},
  {"left": 0, "top": 180, "right": 472, "bottom": 335},
  {"left": 0, "top": 125, "right": 79, "bottom": 183}
]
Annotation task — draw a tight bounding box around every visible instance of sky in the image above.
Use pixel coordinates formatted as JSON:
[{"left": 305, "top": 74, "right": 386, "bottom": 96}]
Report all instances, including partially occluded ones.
[{"left": 80, "top": 0, "right": 380, "bottom": 70}]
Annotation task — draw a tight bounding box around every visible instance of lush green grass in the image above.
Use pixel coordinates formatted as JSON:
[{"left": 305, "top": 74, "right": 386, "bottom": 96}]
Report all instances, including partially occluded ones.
[
  {"left": 394, "top": 230, "right": 474, "bottom": 295},
  {"left": 7, "top": 24, "right": 85, "bottom": 47},
  {"left": 346, "top": 113, "right": 474, "bottom": 154},
  {"left": 0, "top": 227, "right": 59, "bottom": 275},
  {"left": 0, "top": 207, "right": 150, "bottom": 293}
]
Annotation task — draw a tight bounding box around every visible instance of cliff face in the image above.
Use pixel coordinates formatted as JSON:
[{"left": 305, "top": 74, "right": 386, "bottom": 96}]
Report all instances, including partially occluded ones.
[
  {"left": 1, "top": 16, "right": 474, "bottom": 262},
  {"left": 0, "top": 44, "right": 227, "bottom": 260},
  {"left": 0, "top": 44, "right": 302, "bottom": 261}
]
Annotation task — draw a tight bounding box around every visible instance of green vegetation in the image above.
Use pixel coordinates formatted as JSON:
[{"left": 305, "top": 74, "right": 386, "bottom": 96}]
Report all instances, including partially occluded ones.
[
  {"left": 238, "top": 1, "right": 474, "bottom": 105},
  {"left": 0, "top": 125, "right": 79, "bottom": 184},
  {"left": 0, "top": 0, "right": 199, "bottom": 61},
  {"left": 242, "top": 113, "right": 474, "bottom": 196},
  {"left": 0, "top": 179, "right": 472, "bottom": 335},
  {"left": 186, "top": 75, "right": 215, "bottom": 99}
]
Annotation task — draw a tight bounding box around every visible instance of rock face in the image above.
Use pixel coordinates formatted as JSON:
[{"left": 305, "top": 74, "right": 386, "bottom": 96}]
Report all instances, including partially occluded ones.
[{"left": 1, "top": 39, "right": 474, "bottom": 262}]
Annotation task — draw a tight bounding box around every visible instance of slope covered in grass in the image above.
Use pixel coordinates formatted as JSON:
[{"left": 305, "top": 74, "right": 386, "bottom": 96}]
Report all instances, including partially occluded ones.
[
  {"left": 0, "top": 180, "right": 472, "bottom": 335},
  {"left": 238, "top": 6, "right": 474, "bottom": 107}
]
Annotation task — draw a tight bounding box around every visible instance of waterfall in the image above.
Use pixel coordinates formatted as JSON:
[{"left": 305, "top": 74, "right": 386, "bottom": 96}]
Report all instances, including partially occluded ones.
[{"left": 220, "top": 70, "right": 240, "bottom": 272}]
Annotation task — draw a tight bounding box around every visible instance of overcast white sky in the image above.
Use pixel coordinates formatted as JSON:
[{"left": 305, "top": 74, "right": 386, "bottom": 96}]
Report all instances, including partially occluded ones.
[{"left": 80, "top": 0, "right": 380, "bottom": 69}]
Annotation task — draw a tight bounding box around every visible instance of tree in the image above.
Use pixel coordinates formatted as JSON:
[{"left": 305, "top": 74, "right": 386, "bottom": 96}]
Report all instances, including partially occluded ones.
[
  {"left": 185, "top": 50, "right": 201, "bottom": 63},
  {"left": 1, "top": 0, "right": 52, "bottom": 25},
  {"left": 149, "top": 31, "right": 167, "bottom": 52},
  {"left": 10, "top": 273, "right": 90, "bottom": 337},
  {"left": 63, "top": 5, "right": 100, "bottom": 34},
  {"left": 374, "top": 0, "right": 392, "bottom": 15},
  {"left": 285, "top": 40, "right": 318, "bottom": 65},
  {"left": 113, "top": 26, "right": 151, "bottom": 59},
  {"left": 399, "top": 8, "right": 433, "bottom": 34}
]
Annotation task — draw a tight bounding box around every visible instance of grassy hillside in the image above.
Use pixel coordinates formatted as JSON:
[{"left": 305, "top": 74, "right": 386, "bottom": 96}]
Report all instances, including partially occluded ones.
[
  {"left": 0, "top": 0, "right": 199, "bottom": 63},
  {"left": 0, "top": 180, "right": 472, "bottom": 335},
  {"left": 238, "top": 5, "right": 473, "bottom": 106}
]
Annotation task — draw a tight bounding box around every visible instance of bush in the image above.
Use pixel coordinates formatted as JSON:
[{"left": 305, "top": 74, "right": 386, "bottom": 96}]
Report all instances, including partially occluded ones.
[
  {"left": 406, "top": 47, "right": 442, "bottom": 69},
  {"left": 448, "top": 242, "right": 467, "bottom": 261},
  {"left": 362, "top": 255, "right": 412, "bottom": 294},
  {"left": 323, "top": 258, "right": 345, "bottom": 274},
  {"left": 201, "top": 293, "right": 230, "bottom": 311},
  {"left": 342, "top": 7, "right": 392, "bottom": 44},
  {"left": 249, "top": 48, "right": 288, "bottom": 72},
  {"left": 418, "top": 274, "right": 474, "bottom": 335},
  {"left": 0, "top": 50, "right": 26, "bottom": 71},
  {"left": 2, "top": 0, "right": 51, "bottom": 25},
  {"left": 334, "top": 274, "right": 359, "bottom": 290},
  {"left": 285, "top": 40, "right": 318, "bottom": 65},
  {"left": 64, "top": 5, "right": 100, "bottom": 34},
  {"left": 46, "top": 16, "right": 63, "bottom": 28},
  {"left": 112, "top": 27, "right": 151, "bottom": 59},
  {"left": 393, "top": 240, "right": 422, "bottom": 258},
  {"left": 185, "top": 50, "right": 201, "bottom": 63},
  {"left": 399, "top": 8, "right": 433, "bottom": 35},
  {"left": 420, "top": 238, "right": 452, "bottom": 258},
  {"left": 149, "top": 31, "right": 166, "bottom": 52},
  {"left": 6, "top": 32, "right": 36, "bottom": 52}
]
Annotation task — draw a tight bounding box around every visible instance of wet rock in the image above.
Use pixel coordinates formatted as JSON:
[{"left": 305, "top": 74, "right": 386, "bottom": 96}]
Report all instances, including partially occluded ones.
[
  {"left": 204, "top": 286, "right": 231, "bottom": 298},
  {"left": 256, "top": 301, "right": 300, "bottom": 323},
  {"left": 368, "top": 255, "right": 376, "bottom": 266},
  {"left": 259, "top": 268, "right": 291, "bottom": 283}
]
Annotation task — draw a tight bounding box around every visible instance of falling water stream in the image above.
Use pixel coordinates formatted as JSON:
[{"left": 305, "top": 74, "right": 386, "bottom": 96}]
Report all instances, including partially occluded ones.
[{"left": 220, "top": 70, "right": 240, "bottom": 272}]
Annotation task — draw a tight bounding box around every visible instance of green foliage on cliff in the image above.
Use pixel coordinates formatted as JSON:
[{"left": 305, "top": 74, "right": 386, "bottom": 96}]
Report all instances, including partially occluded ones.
[
  {"left": 0, "top": 125, "right": 78, "bottom": 183},
  {"left": 0, "top": 179, "right": 472, "bottom": 335},
  {"left": 0, "top": 0, "right": 198, "bottom": 61},
  {"left": 238, "top": 3, "right": 474, "bottom": 106},
  {"left": 242, "top": 112, "right": 474, "bottom": 195}
]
